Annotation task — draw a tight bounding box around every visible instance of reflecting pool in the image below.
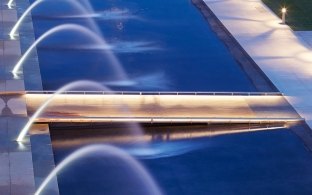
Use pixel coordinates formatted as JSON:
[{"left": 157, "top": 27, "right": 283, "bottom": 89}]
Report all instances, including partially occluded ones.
[
  {"left": 30, "top": 0, "right": 256, "bottom": 91},
  {"left": 18, "top": 0, "right": 312, "bottom": 194}
]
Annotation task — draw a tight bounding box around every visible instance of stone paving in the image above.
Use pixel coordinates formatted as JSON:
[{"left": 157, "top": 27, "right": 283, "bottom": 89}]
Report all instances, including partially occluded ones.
[
  {"left": 202, "top": 0, "right": 312, "bottom": 129},
  {"left": 0, "top": 0, "right": 58, "bottom": 194},
  {"left": 0, "top": 1, "right": 35, "bottom": 194}
]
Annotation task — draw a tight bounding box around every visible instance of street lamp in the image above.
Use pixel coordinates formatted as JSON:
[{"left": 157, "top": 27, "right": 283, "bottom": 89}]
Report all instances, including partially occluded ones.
[{"left": 281, "top": 7, "right": 287, "bottom": 24}]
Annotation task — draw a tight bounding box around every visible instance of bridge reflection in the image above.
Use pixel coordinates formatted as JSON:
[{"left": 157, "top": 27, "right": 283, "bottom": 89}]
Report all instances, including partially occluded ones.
[{"left": 50, "top": 123, "right": 289, "bottom": 148}]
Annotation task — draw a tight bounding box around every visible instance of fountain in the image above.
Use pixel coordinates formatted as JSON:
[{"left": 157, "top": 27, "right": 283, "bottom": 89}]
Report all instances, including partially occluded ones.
[
  {"left": 11, "top": 24, "right": 127, "bottom": 80},
  {"left": 78, "top": 0, "right": 94, "bottom": 13},
  {"left": 17, "top": 80, "right": 143, "bottom": 142},
  {"left": 61, "top": 9, "right": 136, "bottom": 20},
  {"left": 7, "top": 0, "right": 14, "bottom": 9},
  {"left": 16, "top": 80, "right": 142, "bottom": 142},
  {"left": 35, "top": 144, "right": 162, "bottom": 195},
  {"left": 10, "top": 0, "right": 42, "bottom": 39},
  {"left": 9, "top": 0, "right": 100, "bottom": 39},
  {"left": 103, "top": 72, "right": 170, "bottom": 90}
]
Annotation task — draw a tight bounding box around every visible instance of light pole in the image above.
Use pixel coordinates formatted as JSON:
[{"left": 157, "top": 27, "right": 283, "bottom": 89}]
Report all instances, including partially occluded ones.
[{"left": 281, "top": 8, "right": 287, "bottom": 24}]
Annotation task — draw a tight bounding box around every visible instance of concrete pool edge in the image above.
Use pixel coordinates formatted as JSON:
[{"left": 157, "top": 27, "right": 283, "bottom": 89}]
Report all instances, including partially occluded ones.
[
  {"left": 192, "top": 0, "right": 278, "bottom": 93},
  {"left": 0, "top": 1, "right": 36, "bottom": 194},
  {"left": 0, "top": 0, "right": 60, "bottom": 194},
  {"left": 16, "top": 0, "right": 60, "bottom": 193}
]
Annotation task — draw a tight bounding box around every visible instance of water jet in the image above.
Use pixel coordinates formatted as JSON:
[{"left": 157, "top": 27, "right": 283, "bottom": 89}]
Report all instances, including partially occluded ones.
[
  {"left": 17, "top": 80, "right": 143, "bottom": 142},
  {"left": 11, "top": 24, "right": 127, "bottom": 80},
  {"left": 35, "top": 144, "right": 162, "bottom": 195},
  {"left": 7, "top": 0, "right": 14, "bottom": 9},
  {"left": 17, "top": 81, "right": 108, "bottom": 142},
  {"left": 9, "top": 0, "right": 99, "bottom": 39}
]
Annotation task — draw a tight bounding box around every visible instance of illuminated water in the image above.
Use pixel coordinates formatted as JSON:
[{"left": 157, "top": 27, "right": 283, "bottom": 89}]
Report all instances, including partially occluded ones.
[
  {"left": 17, "top": 80, "right": 110, "bottom": 142},
  {"left": 51, "top": 124, "right": 312, "bottom": 195},
  {"left": 12, "top": 24, "right": 127, "bottom": 79},
  {"left": 36, "top": 144, "right": 161, "bottom": 195},
  {"left": 29, "top": 0, "right": 257, "bottom": 91}
]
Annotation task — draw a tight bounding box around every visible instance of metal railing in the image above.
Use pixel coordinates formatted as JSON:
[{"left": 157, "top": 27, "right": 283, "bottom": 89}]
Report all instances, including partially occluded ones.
[
  {"left": 25, "top": 91, "right": 283, "bottom": 96},
  {"left": 34, "top": 116, "right": 303, "bottom": 123}
]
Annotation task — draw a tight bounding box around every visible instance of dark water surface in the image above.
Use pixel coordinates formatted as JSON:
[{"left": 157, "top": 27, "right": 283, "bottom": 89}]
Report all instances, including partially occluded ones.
[
  {"left": 30, "top": 0, "right": 256, "bottom": 91},
  {"left": 51, "top": 125, "right": 312, "bottom": 195}
]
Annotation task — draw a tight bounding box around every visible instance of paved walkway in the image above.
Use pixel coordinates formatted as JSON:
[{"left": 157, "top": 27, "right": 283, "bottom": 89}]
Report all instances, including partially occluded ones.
[
  {"left": 0, "top": 0, "right": 58, "bottom": 194},
  {"left": 202, "top": 0, "right": 312, "bottom": 129},
  {"left": 0, "top": 2, "right": 35, "bottom": 194}
]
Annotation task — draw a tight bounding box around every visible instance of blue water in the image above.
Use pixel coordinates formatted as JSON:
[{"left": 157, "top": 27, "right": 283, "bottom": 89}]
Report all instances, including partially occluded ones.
[
  {"left": 29, "top": 0, "right": 256, "bottom": 91},
  {"left": 51, "top": 127, "right": 312, "bottom": 195},
  {"left": 25, "top": 0, "right": 312, "bottom": 194}
]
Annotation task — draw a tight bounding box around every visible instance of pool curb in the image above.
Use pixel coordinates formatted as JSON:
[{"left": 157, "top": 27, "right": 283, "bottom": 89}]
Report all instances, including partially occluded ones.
[{"left": 192, "top": 0, "right": 278, "bottom": 92}]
